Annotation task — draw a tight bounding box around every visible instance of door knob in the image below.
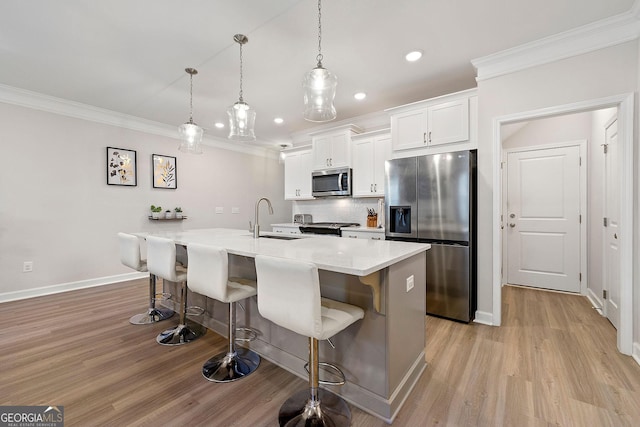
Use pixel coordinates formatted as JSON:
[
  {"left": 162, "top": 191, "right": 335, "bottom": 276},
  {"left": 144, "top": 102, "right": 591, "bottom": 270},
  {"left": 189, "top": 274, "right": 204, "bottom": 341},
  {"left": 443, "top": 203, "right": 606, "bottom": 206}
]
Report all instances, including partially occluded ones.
[
  {"left": 509, "top": 223, "right": 516, "bottom": 228},
  {"left": 509, "top": 213, "right": 516, "bottom": 218}
]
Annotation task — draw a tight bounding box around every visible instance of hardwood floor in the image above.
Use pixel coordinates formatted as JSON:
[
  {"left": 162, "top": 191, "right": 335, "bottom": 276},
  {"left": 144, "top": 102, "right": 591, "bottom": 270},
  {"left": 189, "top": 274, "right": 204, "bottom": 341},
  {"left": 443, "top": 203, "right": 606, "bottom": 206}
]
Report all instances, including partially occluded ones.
[{"left": 1, "top": 281, "right": 639, "bottom": 426}]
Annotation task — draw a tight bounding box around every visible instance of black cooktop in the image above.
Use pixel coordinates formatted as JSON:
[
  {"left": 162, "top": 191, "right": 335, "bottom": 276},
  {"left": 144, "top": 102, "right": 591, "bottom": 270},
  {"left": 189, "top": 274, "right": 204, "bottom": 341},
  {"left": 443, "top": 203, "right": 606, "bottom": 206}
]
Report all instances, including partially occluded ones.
[{"left": 299, "top": 222, "right": 360, "bottom": 235}]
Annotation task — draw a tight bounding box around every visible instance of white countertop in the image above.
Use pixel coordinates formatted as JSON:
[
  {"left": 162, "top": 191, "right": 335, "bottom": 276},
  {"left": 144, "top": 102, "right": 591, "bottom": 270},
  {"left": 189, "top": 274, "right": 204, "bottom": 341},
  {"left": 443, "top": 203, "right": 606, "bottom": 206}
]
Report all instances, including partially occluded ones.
[{"left": 136, "top": 228, "right": 429, "bottom": 276}]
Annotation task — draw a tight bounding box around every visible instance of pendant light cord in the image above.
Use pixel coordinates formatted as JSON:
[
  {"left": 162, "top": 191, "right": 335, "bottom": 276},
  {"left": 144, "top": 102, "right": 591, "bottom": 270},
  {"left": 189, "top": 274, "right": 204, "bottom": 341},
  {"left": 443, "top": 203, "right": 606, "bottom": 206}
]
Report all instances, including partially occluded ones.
[
  {"left": 316, "top": 0, "right": 323, "bottom": 66},
  {"left": 238, "top": 41, "right": 244, "bottom": 102},
  {"left": 189, "top": 72, "right": 194, "bottom": 124}
]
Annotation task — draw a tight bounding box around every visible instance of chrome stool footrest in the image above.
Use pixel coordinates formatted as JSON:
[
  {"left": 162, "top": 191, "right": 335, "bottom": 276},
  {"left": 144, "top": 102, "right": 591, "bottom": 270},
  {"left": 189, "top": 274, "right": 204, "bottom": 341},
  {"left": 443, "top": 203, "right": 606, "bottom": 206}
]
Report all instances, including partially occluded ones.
[
  {"left": 234, "top": 327, "right": 258, "bottom": 343},
  {"left": 186, "top": 305, "right": 205, "bottom": 316},
  {"left": 303, "top": 362, "right": 346, "bottom": 386},
  {"left": 153, "top": 292, "right": 172, "bottom": 302}
]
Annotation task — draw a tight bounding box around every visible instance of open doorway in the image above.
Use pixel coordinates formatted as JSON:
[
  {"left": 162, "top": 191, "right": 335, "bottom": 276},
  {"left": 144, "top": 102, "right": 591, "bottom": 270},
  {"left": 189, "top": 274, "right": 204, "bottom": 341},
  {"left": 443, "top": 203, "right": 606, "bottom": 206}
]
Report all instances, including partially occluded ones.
[{"left": 492, "top": 94, "right": 634, "bottom": 355}]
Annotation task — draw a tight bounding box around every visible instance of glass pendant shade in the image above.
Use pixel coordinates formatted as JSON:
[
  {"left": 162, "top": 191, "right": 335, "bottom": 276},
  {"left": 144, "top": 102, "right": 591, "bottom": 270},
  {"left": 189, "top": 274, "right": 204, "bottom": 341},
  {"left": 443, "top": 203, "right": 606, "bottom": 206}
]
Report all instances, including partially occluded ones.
[
  {"left": 177, "top": 67, "right": 203, "bottom": 154},
  {"left": 178, "top": 121, "right": 203, "bottom": 154},
  {"left": 227, "top": 101, "right": 256, "bottom": 141},
  {"left": 303, "top": 65, "right": 337, "bottom": 122}
]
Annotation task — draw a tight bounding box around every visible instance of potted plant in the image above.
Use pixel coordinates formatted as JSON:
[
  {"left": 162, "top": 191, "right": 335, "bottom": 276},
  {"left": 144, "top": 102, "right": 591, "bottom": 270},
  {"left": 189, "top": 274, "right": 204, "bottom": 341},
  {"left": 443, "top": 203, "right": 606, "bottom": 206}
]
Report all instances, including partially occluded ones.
[
  {"left": 174, "top": 207, "right": 183, "bottom": 219},
  {"left": 150, "top": 205, "right": 162, "bottom": 219},
  {"left": 165, "top": 209, "right": 174, "bottom": 219}
]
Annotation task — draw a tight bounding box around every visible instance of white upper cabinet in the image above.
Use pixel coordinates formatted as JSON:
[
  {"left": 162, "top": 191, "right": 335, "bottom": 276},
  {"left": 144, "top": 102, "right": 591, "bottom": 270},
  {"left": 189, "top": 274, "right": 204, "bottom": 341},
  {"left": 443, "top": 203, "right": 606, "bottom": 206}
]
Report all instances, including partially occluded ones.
[
  {"left": 387, "top": 89, "right": 476, "bottom": 152},
  {"left": 352, "top": 131, "right": 392, "bottom": 197},
  {"left": 284, "top": 148, "right": 313, "bottom": 200},
  {"left": 310, "top": 125, "right": 362, "bottom": 170}
]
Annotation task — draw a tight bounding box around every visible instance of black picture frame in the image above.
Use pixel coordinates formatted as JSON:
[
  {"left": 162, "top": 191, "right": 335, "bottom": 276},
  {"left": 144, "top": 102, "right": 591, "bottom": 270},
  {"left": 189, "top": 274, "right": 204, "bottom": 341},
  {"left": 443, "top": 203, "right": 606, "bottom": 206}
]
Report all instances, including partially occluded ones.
[
  {"left": 107, "top": 147, "right": 137, "bottom": 186},
  {"left": 152, "top": 154, "right": 177, "bottom": 189}
]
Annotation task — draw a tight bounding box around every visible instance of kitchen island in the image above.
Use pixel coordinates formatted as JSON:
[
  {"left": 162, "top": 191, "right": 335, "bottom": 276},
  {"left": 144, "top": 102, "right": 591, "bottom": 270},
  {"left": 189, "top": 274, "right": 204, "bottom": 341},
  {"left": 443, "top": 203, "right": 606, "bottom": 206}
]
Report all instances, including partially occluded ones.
[{"left": 134, "top": 228, "right": 429, "bottom": 423}]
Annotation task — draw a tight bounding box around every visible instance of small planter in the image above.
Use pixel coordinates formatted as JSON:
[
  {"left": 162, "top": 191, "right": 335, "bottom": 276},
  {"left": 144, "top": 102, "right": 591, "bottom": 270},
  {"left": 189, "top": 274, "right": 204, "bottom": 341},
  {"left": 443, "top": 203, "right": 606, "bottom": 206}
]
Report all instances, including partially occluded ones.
[
  {"left": 165, "top": 211, "right": 175, "bottom": 219},
  {"left": 175, "top": 212, "right": 183, "bottom": 219},
  {"left": 151, "top": 212, "right": 161, "bottom": 219}
]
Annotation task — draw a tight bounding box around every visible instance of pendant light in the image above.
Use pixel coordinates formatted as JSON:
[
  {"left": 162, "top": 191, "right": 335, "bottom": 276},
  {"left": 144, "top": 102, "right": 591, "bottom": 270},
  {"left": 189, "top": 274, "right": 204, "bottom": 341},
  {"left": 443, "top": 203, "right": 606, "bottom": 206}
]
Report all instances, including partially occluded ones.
[
  {"left": 178, "top": 68, "right": 203, "bottom": 154},
  {"left": 227, "top": 34, "right": 256, "bottom": 141},
  {"left": 303, "top": 0, "right": 337, "bottom": 122}
]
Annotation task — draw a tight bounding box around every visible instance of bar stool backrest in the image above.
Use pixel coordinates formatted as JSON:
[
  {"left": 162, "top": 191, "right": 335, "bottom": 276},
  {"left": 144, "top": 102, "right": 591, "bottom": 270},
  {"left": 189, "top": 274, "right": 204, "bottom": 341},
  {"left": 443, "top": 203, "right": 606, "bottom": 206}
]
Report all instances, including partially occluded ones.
[
  {"left": 146, "top": 236, "right": 181, "bottom": 282},
  {"left": 255, "top": 255, "right": 322, "bottom": 339},
  {"left": 118, "top": 232, "right": 146, "bottom": 272},
  {"left": 186, "top": 244, "right": 230, "bottom": 302}
]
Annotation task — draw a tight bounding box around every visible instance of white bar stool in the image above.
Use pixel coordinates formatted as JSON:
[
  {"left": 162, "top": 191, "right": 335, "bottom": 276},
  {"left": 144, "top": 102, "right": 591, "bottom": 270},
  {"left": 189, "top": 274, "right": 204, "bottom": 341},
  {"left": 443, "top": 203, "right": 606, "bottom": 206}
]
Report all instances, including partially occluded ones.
[
  {"left": 254, "top": 255, "right": 364, "bottom": 427},
  {"left": 117, "top": 232, "right": 174, "bottom": 325},
  {"left": 187, "top": 243, "right": 260, "bottom": 382},
  {"left": 147, "top": 236, "right": 205, "bottom": 346}
]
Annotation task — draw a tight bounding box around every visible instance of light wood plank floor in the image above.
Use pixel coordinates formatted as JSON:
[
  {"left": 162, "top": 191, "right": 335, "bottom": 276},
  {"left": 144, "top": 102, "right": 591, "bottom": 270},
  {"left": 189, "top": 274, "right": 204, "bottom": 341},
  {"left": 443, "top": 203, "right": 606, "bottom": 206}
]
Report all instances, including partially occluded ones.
[{"left": 1, "top": 281, "right": 639, "bottom": 426}]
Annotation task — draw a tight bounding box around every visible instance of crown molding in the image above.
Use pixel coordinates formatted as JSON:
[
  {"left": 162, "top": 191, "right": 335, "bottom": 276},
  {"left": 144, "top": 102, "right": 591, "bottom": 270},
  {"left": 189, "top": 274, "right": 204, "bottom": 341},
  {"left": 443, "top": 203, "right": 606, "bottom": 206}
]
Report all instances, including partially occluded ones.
[
  {"left": 472, "top": 4, "right": 640, "bottom": 81},
  {"left": 0, "top": 83, "right": 276, "bottom": 159}
]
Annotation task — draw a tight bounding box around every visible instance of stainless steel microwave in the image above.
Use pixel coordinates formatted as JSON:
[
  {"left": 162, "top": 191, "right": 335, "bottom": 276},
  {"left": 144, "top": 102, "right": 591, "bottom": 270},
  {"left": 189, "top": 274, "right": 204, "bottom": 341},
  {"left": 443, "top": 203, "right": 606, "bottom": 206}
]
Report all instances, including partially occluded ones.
[{"left": 312, "top": 167, "right": 352, "bottom": 197}]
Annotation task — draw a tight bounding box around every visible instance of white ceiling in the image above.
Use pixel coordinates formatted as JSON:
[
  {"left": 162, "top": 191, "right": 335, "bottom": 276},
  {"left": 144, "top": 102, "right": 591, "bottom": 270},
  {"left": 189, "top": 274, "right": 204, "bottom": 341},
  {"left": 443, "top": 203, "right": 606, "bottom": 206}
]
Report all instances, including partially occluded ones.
[{"left": 0, "top": 0, "right": 635, "bottom": 148}]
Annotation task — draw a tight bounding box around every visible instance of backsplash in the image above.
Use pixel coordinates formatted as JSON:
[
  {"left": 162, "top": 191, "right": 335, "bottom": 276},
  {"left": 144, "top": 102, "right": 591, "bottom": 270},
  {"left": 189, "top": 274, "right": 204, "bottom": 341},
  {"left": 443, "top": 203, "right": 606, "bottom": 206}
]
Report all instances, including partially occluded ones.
[{"left": 292, "top": 198, "right": 385, "bottom": 227}]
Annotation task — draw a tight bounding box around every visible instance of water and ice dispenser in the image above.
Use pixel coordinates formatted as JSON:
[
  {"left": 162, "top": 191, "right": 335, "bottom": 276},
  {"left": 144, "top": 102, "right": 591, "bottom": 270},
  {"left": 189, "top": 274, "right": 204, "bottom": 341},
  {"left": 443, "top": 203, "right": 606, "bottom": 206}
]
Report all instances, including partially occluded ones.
[{"left": 389, "top": 206, "right": 412, "bottom": 234}]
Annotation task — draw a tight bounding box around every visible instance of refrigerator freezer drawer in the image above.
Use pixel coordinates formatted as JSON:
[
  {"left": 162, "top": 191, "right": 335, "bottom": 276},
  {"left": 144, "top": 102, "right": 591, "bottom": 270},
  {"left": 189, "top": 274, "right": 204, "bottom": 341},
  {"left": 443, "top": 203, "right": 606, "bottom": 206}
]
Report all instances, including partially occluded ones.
[{"left": 426, "top": 243, "right": 471, "bottom": 322}]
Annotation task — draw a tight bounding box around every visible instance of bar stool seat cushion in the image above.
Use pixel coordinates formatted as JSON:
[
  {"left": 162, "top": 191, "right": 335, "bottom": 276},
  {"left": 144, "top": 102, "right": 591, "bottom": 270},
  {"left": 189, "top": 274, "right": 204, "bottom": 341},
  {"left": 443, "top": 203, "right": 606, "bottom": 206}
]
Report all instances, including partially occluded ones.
[{"left": 255, "top": 255, "right": 364, "bottom": 341}]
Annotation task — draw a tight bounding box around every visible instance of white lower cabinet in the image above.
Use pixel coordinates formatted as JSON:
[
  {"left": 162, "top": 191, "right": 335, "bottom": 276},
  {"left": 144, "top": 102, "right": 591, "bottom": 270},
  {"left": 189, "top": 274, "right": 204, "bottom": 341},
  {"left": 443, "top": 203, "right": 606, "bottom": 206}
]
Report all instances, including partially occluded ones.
[
  {"left": 272, "top": 225, "right": 301, "bottom": 235},
  {"left": 342, "top": 230, "right": 385, "bottom": 240}
]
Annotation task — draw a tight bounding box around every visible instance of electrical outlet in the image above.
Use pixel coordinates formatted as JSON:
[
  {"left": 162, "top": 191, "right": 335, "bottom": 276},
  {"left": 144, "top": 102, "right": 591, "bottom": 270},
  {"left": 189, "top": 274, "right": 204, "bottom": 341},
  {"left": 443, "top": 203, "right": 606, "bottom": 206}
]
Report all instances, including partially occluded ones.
[
  {"left": 231, "top": 207, "right": 240, "bottom": 214},
  {"left": 215, "top": 207, "right": 224, "bottom": 214},
  {"left": 23, "top": 261, "right": 33, "bottom": 273},
  {"left": 406, "top": 275, "right": 414, "bottom": 292}
]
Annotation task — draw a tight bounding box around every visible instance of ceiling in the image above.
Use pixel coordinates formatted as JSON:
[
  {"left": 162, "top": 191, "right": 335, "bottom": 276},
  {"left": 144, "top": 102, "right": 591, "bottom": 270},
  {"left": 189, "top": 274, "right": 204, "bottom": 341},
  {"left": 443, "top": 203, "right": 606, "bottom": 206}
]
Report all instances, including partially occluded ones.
[{"left": 0, "top": 0, "right": 635, "bottom": 149}]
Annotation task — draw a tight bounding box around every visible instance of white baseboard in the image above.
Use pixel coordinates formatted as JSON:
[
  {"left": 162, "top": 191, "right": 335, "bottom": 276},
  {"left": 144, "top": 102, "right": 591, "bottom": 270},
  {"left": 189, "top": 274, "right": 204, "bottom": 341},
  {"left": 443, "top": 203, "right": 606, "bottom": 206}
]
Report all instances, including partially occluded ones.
[
  {"left": 0, "top": 272, "right": 147, "bottom": 304},
  {"left": 586, "top": 288, "right": 604, "bottom": 315},
  {"left": 633, "top": 342, "right": 640, "bottom": 367},
  {"left": 474, "top": 310, "right": 494, "bottom": 326}
]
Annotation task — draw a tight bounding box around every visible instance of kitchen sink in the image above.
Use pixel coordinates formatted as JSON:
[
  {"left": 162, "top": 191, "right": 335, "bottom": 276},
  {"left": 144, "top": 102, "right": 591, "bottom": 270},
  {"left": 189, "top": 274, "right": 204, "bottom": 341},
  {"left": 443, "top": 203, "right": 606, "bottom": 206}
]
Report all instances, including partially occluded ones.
[{"left": 259, "top": 234, "right": 299, "bottom": 240}]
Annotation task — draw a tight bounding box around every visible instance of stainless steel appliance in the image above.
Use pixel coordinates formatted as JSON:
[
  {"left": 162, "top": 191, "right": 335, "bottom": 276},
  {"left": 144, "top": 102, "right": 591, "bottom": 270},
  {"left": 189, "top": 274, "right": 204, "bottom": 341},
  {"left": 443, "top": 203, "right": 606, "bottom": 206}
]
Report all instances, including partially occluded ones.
[
  {"left": 311, "top": 167, "right": 352, "bottom": 197},
  {"left": 299, "top": 222, "right": 359, "bottom": 236},
  {"left": 385, "top": 150, "right": 477, "bottom": 322},
  {"left": 293, "top": 214, "right": 313, "bottom": 224}
]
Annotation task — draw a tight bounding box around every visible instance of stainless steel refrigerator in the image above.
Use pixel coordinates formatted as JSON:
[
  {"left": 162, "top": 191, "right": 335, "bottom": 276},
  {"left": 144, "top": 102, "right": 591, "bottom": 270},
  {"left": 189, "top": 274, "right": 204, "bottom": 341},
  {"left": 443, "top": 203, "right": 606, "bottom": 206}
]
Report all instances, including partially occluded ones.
[{"left": 385, "top": 150, "right": 477, "bottom": 322}]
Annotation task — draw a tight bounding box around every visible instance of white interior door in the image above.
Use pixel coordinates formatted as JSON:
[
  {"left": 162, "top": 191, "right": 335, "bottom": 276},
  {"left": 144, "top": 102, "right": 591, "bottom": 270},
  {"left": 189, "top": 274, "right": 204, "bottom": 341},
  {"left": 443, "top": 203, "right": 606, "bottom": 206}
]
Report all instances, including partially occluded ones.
[
  {"left": 506, "top": 146, "right": 581, "bottom": 292},
  {"left": 603, "top": 119, "right": 620, "bottom": 329}
]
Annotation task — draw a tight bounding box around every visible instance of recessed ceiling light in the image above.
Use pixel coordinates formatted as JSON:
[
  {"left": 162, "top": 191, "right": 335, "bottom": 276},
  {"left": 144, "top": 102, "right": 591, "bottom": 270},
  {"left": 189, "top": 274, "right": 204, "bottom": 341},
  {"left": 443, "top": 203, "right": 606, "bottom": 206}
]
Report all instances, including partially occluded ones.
[
  {"left": 405, "top": 50, "right": 423, "bottom": 62},
  {"left": 214, "top": 122, "right": 225, "bottom": 129},
  {"left": 354, "top": 92, "right": 366, "bottom": 100},
  {"left": 274, "top": 117, "right": 284, "bottom": 124}
]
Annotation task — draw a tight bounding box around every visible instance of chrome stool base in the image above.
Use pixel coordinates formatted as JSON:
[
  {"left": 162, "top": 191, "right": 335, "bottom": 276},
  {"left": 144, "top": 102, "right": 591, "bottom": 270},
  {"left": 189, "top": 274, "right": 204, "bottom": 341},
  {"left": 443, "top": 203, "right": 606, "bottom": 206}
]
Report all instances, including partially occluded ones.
[
  {"left": 156, "top": 321, "right": 205, "bottom": 346},
  {"left": 278, "top": 389, "right": 351, "bottom": 427},
  {"left": 202, "top": 347, "right": 260, "bottom": 382},
  {"left": 129, "top": 307, "right": 174, "bottom": 325}
]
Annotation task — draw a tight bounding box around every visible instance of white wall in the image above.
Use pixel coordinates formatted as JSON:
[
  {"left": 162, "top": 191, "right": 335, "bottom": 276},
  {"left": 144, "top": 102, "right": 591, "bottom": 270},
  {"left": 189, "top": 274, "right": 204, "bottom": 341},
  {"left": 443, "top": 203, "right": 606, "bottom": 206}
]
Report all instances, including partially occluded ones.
[
  {"left": 0, "top": 102, "right": 290, "bottom": 300},
  {"left": 476, "top": 40, "right": 639, "bottom": 333}
]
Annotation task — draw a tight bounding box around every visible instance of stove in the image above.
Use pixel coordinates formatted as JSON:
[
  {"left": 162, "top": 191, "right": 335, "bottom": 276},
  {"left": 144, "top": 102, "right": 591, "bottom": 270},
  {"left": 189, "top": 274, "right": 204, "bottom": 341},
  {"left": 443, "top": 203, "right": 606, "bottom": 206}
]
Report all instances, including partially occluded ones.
[{"left": 298, "top": 222, "right": 360, "bottom": 236}]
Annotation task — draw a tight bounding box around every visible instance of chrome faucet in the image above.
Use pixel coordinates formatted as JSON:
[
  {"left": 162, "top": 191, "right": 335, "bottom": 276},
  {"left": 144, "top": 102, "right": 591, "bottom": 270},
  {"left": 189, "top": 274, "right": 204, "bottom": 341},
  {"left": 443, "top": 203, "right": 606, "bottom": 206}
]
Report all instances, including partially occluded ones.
[{"left": 252, "top": 197, "right": 274, "bottom": 238}]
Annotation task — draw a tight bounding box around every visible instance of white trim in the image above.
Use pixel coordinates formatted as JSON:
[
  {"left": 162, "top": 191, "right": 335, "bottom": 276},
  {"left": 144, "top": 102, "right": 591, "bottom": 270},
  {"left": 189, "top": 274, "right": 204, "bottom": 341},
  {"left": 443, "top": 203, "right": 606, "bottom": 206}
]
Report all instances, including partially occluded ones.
[
  {"left": 586, "top": 287, "right": 604, "bottom": 313},
  {"left": 633, "top": 342, "right": 640, "bottom": 367},
  {"left": 472, "top": 6, "right": 640, "bottom": 81},
  {"left": 501, "top": 140, "right": 588, "bottom": 295},
  {"left": 492, "top": 93, "right": 634, "bottom": 356},
  {"left": 0, "top": 272, "right": 147, "bottom": 304},
  {"left": 0, "top": 83, "right": 277, "bottom": 159},
  {"left": 473, "top": 310, "right": 494, "bottom": 326}
]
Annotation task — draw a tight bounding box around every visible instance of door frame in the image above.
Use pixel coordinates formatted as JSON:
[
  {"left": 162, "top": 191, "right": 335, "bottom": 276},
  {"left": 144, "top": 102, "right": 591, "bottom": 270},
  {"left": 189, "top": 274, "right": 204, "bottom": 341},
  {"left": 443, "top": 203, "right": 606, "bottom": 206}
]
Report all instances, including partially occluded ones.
[
  {"left": 501, "top": 140, "right": 587, "bottom": 294},
  {"left": 492, "top": 92, "right": 634, "bottom": 355}
]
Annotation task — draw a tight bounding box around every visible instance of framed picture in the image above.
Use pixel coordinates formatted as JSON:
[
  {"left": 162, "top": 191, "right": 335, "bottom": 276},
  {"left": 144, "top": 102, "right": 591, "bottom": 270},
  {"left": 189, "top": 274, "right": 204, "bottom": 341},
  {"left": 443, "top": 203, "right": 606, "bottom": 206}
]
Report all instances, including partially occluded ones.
[
  {"left": 152, "top": 154, "right": 177, "bottom": 189},
  {"left": 107, "top": 147, "right": 137, "bottom": 186}
]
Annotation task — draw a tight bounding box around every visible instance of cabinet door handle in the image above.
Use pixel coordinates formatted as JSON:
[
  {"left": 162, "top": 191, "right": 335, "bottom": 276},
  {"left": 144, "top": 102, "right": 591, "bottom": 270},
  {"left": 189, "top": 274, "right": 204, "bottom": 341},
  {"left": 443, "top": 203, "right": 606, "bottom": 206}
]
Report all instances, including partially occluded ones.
[
  {"left": 423, "top": 132, "right": 427, "bottom": 144},
  {"left": 428, "top": 131, "right": 432, "bottom": 143},
  {"left": 370, "top": 184, "right": 373, "bottom": 192},
  {"left": 372, "top": 237, "right": 381, "bottom": 240},
  {"left": 348, "top": 235, "right": 357, "bottom": 238},
  {"left": 374, "top": 183, "right": 377, "bottom": 192}
]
